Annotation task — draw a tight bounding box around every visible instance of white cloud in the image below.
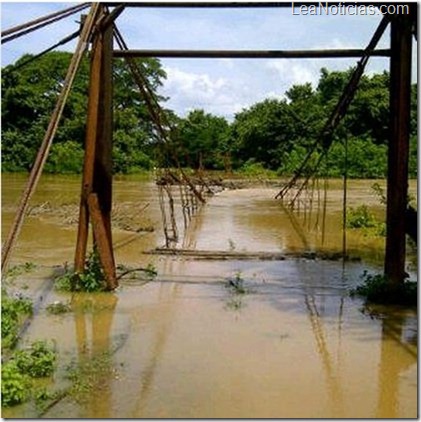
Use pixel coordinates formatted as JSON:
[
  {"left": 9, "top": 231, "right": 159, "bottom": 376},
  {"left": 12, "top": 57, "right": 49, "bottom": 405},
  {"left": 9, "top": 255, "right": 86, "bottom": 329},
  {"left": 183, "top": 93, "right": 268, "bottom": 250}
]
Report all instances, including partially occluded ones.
[
  {"left": 164, "top": 67, "right": 227, "bottom": 100},
  {"left": 161, "top": 66, "right": 246, "bottom": 119},
  {"left": 267, "top": 60, "right": 320, "bottom": 88},
  {"left": 4, "top": 3, "right": 415, "bottom": 120}
]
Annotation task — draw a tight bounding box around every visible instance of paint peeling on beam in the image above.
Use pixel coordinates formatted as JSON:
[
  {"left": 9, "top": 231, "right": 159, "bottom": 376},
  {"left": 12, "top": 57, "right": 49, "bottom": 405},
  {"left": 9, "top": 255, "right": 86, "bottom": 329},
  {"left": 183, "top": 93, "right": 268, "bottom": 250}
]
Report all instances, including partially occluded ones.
[{"left": 113, "top": 49, "right": 391, "bottom": 59}]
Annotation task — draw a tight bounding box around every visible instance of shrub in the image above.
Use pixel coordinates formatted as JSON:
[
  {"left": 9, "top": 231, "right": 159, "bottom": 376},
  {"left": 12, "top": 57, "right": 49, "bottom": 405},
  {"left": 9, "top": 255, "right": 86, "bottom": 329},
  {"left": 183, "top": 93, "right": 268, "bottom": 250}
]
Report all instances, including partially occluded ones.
[
  {"left": 350, "top": 271, "right": 417, "bottom": 306},
  {"left": 55, "top": 250, "right": 107, "bottom": 292},
  {"left": 1, "top": 341, "right": 57, "bottom": 407},
  {"left": 346, "top": 205, "right": 377, "bottom": 229},
  {"left": 13, "top": 341, "right": 57, "bottom": 378},
  {"left": 238, "top": 160, "right": 276, "bottom": 178},
  {"left": 2, "top": 293, "right": 33, "bottom": 350},
  {"left": 1, "top": 361, "right": 31, "bottom": 407},
  {"left": 44, "top": 141, "right": 84, "bottom": 174}
]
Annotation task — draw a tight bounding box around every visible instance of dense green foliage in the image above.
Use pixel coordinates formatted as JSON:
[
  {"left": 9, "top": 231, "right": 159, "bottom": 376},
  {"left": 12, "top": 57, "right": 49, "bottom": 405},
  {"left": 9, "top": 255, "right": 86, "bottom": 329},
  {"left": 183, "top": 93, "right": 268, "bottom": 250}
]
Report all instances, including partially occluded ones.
[
  {"left": 350, "top": 272, "right": 417, "bottom": 306},
  {"left": 2, "top": 52, "right": 417, "bottom": 178},
  {"left": 2, "top": 51, "right": 166, "bottom": 173},
  {"left": 1, "top": 292, "right": 33, "bottom": 350},
  {"left": 173, "top": 109, "right": 230, "bottom": 169},
  {"left": 1, "top": 361, "right": 31, "bottom": 407},
  {"left": 55, "top": 250, "right": 108, "bottom": 292},
  {"left": 13, "top": 341, "right": 56, "bottom": 378},
  {"left": 2, "top": 341, "right": 57, "bottom": 407},
  {"left": 346, "top": 205, "right": 378, "bottom": 229}
]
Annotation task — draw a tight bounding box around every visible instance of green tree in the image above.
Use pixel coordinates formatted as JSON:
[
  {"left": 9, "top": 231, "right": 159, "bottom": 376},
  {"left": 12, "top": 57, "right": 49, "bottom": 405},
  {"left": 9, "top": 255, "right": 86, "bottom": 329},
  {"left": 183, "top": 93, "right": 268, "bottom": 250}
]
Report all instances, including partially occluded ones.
[
  {"left": 231, "top": 99, "right": 297, "bottom": 170},
  {"left": 1, "top": 52, "right": 166, "bottom": 173},
  {"left": 175, "top": 109, "right": 230, "bottom": 169}
]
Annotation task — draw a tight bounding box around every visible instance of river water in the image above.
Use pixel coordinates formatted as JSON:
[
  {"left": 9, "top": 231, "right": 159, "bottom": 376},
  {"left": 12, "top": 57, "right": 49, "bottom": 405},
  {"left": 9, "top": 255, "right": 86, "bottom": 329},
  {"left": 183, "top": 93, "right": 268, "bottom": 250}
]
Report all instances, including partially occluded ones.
[{"left": 2, "top": 174, "right": 417, "bottom": 418}]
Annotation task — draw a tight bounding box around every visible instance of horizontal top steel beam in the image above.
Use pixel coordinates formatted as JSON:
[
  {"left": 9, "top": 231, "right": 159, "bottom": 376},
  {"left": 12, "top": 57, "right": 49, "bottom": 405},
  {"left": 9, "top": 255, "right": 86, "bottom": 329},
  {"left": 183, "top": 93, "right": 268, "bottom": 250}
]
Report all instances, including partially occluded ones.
[
  {"left": 114, "top": 2, "right": 385, "bottom": 8},
  {"left": 113, "top": 49, "right": 391, "bottom": 59},
  {"left": 115, "top": 2, "right": 300, "bottom": 7}
]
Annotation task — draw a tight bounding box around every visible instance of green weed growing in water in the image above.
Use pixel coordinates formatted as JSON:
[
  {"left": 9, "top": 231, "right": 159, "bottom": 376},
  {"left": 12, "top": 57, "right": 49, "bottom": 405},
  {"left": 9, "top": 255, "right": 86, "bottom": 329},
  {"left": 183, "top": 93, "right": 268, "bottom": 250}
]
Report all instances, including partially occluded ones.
[
  {"left": 55, "top": 250, "right": 107, "bottom": 292},
  {"left": 1, "top": 341, "right": 57, "bottom": 407},
  {"left": 145, "top": 263, "right": 158, "bottom": 280},
  {"left": 46, "top": 301, "right": 72, "bottom": 315},
  {"left": 346, "top": 205, "right": 377, "bottom": 229},
  {"left": 65, "top": 351, "right": 116, "bottom": 403},
  {"left": 350, "top": 271, "right": 417, "bottom": 306},
  {"left": 346, "top": 205, "right": 385, "bottom": 237},
  {"left": 224, "top": 271, "right": 250, "bottom": 311},
  {"left": 226, "top": 271, "right": 248, "bottom": 295},
  {"left": 13, "top": 341, "right": 57, "bottom": 378},
  {"left": 1, "top": 291, "right": 33, "bottom": 350},
  {"left": 1, "top": 361, "right": 32, "bottom": 407},
  {"left": 4, "top": 262, "right": 37, "bottom": 280}
]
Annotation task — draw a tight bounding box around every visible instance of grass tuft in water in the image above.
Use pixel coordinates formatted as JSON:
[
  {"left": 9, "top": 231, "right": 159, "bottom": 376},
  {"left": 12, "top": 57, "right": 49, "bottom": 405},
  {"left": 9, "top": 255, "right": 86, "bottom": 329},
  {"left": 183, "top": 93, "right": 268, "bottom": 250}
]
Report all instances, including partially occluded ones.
[
  {"left": 1, "top": 291, "right": 33, "bottom": 350},
  {"left": 1, "top": 341, "right": 57, "bottom": 407},
  {"left": 350, "top": 271, "right": 417, "bottom": 306},
  {"left": 55, "top": 250, "right": 108, "bottom": 292},
  {"left": 46, "top": 301, "right": 72, "bottom": 315},
  {"left": 65, "top": 351, "right": 116, "bottom": 403}
]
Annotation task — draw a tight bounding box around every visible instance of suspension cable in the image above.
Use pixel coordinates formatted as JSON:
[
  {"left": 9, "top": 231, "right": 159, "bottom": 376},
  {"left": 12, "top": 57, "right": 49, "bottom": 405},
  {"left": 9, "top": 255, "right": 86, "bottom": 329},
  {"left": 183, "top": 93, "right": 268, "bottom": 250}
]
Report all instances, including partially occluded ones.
[
  {"left": 1, "top": 4, "right": 101, "bottom": 273},
  {"left": 275, "top": 15, "right": 390, "bottom": 201},
  {"left": 2, "top": 30, "right": 81, "bottom": 73},
  {"left": 1, "top": 3, "right": 89, "bottom": 44},
  {"left": 113, "top": 25, "right": 206, "bottom": 203}
]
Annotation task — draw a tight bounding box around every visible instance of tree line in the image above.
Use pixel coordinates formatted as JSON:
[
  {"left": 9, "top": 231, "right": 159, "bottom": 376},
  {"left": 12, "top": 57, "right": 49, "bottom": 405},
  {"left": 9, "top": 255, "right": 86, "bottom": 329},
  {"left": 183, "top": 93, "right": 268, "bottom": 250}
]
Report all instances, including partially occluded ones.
[{"left": 1, "top": 51, "right": 417, "bottom": 178}]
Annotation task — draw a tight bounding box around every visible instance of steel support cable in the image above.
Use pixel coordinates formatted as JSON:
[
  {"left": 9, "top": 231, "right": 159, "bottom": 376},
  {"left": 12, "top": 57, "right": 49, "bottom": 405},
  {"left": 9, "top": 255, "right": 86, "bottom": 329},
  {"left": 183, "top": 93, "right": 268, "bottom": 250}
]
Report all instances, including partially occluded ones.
[
  {"left": 2, "top": 30, "right": 81, "bottom": 73},
  {"left": 1, "top": 4, "right": 101, "bottom": 272},
  {"left": 1, "top": 3, "right": 90, "bottom": 44},
  {"left": 113, "top": 26, "right": 206, "bottom": 203},
  {"left": 275, "top": 15, "right": 390, "bottom": 201},
  {"left": 1, "top": 2, "right": 89, "bottom": 37},
  {"left": 114, "top": 27, "right": 172, "bottom": 139}
]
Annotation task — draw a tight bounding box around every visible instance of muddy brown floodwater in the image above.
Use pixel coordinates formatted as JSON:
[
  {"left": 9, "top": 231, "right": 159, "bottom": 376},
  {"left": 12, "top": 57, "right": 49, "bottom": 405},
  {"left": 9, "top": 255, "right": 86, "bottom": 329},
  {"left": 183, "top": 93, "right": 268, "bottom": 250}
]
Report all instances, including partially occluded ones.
[{"left": 2, "top": 174, "right": 417, "bottom": 418}]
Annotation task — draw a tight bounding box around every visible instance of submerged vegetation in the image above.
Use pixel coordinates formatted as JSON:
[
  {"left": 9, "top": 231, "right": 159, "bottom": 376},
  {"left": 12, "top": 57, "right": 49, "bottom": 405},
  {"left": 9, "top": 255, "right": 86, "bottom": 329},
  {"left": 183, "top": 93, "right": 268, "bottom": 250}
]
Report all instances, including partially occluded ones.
[
  {"left": 55, "top": 250, "right": 107, "bottom": 292},
  {"left": 55, "top": 252, "right": 158, "bottom": 292},
  {"left": 346, "top": 205, "right": 386, "bottom": 237},
  {"left": 224, "top": 272, "right": 250, "bottom": 310},
  {"left": 350, "top": 271, "right": 417, "bottom": 306},
  {"left": 2, "top": 291, "right": 33, "bottom": 350},
  {"left": 1, "top": 341, "right": 57, "bottom": 407}
]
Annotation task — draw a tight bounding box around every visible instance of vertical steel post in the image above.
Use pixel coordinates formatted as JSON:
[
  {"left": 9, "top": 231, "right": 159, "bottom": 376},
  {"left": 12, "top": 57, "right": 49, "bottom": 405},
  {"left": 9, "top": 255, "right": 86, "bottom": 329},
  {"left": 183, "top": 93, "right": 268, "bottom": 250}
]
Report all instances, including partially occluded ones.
[
  {"left": 75, "top": 6, "right": 117, "bottom": 289},
  {"left": 384, "top": 13, "right": 412, "bottom": 285}
]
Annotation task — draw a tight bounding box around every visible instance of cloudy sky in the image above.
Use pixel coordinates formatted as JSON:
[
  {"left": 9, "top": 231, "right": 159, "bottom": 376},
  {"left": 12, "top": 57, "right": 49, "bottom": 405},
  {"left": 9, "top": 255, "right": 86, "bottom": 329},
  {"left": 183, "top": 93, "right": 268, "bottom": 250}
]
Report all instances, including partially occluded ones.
[{"left": 1, "top": 2, "right": 416, "bottom": 120}]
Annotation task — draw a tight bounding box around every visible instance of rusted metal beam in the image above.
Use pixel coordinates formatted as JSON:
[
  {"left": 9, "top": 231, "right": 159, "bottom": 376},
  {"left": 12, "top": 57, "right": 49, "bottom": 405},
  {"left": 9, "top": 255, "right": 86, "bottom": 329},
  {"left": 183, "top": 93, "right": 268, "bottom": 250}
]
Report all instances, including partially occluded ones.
[
  {"left": 115, "top": 2, "right": 308, "bottom": 7},
  {"left": 75, "top": 6, "right": 117, "bottom": 290},
  {"left": 1, "top": 4, "right": 100, "bottom": 273},
  {"left": 1, "top": 3, "right": 89, "bottom": 37},
  {"left": 114, "top": 2, "right": 383, "bottom": 8},
  {"left": 100, "top": 5, "right": 126, "bottom": 30},
  {"left": 94, "top": 19, "right": 115, "bottom": 256},
  {"left": 74, "top": 21, "right": 104, "bottom": 274},
  {"left": 384, "top": 14, "right": 412, "bottom": 285},
  {"left": 1, "top": 3, "right": 90, "bottom": 44},
  {"left": 87, "top": 194, "right": 117, "bottom": 290},
  {"left": 113, "top": 48, "right": 391, "bottom": 59}
]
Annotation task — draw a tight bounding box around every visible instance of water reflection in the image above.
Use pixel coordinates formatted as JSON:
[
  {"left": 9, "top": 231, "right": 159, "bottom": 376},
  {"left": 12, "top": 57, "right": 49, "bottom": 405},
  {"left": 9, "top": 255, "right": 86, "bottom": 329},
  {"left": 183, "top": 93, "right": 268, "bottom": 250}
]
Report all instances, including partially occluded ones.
[
  {"left": 1, "top": 175, "right": 417, "bottom": 418},
  {"left": 129, "top": 283, "right": 180, "bottom": 417},
  {"left": 71, "top": 293, "right": 118, "bottom": 418},
  {"left": 303, "top": 294, "right": 344, "bottom": 417},
  {"left": 362, "top": 306, "right": 417, "bottom": 418}
]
